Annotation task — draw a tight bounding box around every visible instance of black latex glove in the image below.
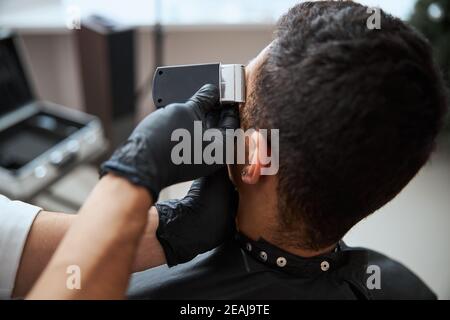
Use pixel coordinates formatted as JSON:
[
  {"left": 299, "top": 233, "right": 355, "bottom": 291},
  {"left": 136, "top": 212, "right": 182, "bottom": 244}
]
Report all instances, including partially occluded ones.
[
  {"left": 100, "top": 84, "right": 239, "bottom": 200},
  {"left": 156, "top": 168, "right": 238, "bottom": 266}
]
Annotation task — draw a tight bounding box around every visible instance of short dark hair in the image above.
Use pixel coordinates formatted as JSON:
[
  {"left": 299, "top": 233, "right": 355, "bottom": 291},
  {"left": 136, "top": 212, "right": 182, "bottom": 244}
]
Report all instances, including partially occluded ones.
[{"left": 246, "top": 1, "right": 448, "bottom": 250}]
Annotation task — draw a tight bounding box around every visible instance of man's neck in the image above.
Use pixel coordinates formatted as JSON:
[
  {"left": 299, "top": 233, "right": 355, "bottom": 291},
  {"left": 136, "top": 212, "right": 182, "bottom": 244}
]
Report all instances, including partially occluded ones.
[{"left": 236, "top": 191, "right": 336, "bottom": 258}]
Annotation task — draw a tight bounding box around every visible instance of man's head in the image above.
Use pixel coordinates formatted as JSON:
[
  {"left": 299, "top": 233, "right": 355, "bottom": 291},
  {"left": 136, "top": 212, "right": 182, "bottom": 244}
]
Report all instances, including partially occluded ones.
[{"left": 230, "top": 1, "right": 448, "bottom": 251}]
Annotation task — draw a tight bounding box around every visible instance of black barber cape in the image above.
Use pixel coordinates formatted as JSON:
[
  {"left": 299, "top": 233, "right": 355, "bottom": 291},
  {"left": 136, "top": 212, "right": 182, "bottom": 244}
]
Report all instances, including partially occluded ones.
[{"left": 127, "top": 233, "right": 435, "bottom": 300}]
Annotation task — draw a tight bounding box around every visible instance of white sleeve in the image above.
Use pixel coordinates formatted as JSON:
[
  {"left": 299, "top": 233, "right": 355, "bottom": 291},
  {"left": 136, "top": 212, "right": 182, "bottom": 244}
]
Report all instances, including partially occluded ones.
[{"left": 0, "top": 195, "right": 41, "bottom": 299}]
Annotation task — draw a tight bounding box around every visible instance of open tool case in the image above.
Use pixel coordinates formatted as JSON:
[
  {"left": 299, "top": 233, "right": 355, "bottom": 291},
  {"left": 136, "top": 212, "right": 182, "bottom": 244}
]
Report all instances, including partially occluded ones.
[{"left": 0, "top": 31, "right": 106, "bottom": 200}]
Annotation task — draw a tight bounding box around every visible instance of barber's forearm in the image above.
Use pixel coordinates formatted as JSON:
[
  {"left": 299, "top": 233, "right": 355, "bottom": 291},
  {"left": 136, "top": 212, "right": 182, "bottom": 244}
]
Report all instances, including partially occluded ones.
[
  {"left": 27, "top": 174, "right": 153, "bottom": 299},
  {"left": 14, "top": 203, "right": 165, "bottom": 298}
]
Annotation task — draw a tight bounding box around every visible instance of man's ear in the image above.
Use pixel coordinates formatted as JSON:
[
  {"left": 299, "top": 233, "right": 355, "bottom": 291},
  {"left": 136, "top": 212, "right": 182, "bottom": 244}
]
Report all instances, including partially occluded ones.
[{"left": 241, "top": 131, "right": 263, "bottom": 185}]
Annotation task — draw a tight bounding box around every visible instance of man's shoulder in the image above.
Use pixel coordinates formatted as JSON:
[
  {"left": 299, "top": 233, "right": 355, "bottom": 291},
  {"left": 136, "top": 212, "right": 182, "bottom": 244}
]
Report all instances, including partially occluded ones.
[
  {"left": 128, "top": 241, "right": 437, "bottom": 300},
  {"left": 346, "top": 245, "right": 436, "bottom": 300}
]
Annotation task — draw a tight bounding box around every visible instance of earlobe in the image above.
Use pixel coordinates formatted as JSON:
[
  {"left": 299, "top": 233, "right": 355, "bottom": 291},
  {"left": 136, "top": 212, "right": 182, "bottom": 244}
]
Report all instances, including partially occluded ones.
[
  {"left": 241, "top": 131, "right": 262, "bottom": 185},
  {"left": 241, "top": 163, "right": 260, "bottom": 184}
]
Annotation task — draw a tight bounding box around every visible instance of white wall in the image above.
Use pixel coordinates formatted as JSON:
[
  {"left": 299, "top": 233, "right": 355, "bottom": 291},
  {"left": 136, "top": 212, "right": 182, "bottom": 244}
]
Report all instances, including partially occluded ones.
[{"left": 19, "top": 33, "right": 84, "bottom": 110}]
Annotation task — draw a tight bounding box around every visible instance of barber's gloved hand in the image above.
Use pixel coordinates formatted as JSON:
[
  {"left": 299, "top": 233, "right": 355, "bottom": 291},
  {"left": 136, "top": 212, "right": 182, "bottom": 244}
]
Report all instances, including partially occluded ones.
[
  {"left": 100, "top": 84, "right": 239, "bottom": 200},
  {"left": 156, "top": 168, "right": 238, "bottom": 267}
]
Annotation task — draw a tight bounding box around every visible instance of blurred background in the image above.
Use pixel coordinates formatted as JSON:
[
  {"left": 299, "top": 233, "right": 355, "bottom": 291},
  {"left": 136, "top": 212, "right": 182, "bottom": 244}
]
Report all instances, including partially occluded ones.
[{"left": 0, "top": 0, "right": 448, "bottom": 298}]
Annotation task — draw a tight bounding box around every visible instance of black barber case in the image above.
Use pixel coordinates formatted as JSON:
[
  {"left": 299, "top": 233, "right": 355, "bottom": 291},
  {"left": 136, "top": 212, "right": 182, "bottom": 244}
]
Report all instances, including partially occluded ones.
[{"left": 0, "top": 31, "right": 106, "bottom": 200}]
